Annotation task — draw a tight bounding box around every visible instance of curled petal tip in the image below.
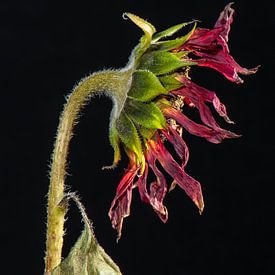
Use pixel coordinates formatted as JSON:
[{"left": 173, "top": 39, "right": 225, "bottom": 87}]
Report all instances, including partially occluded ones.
[
  {"left": 197, "top": 199, "right": 204, "bottom": 215},
  {"left": 227, "top": 119, "right": 235, "bottom": 125},
  {"left": 238, "top": 65, "right": 260, "bottom": 77},
  {"left": 122, "top": 12, "right": 129, "bottom": 20},
  {"left": 250, "top": 65, "right": 261, "bottom": 74},
  {"left": 231, "top": 133, "right": 242, "bottom": 139},
  {"left": 116, "top": 232, "right": 122, "bottom": 243},
  {"left": 224, "top": 2, "right": 235, "bottom": 13}
]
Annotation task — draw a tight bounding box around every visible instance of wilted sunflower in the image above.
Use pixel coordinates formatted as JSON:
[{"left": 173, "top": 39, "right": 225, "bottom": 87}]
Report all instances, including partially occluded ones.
[{"left": 99, "top": 3, "right": 259, "bottom": 240}]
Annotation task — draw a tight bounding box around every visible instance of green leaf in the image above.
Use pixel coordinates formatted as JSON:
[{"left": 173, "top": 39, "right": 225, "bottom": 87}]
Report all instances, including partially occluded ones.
[
  {"left": 52, "top": 227, "right": 122, "bottom": 275},
  {"left": 52, "top": 194, "right": 122, "bottom": 275},
  {"left": 158, "top": 75, "right": 184, "bottom": 92},
  {"left": 128, "top": 70, "right": 168, "bottom": 102},
  {"left": 116, "top": 111, "right": 142, "bottom": 159},
  {"left": 152, "top": 21, "right": 195, "bottom": 42},
  {"left": 150, "top": 22, "right": 197, "bottom": 51},
  {"left": 125, "top": 99, "right": 166, "bottom": 130},
  {"left": 138, "top": 51, "right": 195, "bottom": 75}
]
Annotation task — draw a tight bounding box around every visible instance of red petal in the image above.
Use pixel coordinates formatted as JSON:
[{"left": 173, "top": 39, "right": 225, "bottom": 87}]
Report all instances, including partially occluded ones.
[
  {"left": 137, "top": 163, "right": 150, "bottom": 204},
  {"left": 161, "top": 126, "right": 189, "bottom": 168},
  {"left": 197, "top": 99, "right": 223, "bottom": 129},
  {"left": 174, "top": 76, "right": 234, "bottom": 124},
  {"left": 149, "top": 181, "right": 168, "bottom": 222},
  {"left": 195, "top": 54, "right": 259, "bottom": 84},
  {"left": 214, "top": 2, "right": 234, "bottom": 42},
  {"left": 148, "top": 137, "right": 204, "bottom": 212},
  {"left": 108, "top": 162, "right": 138, "bottom": 240},
  {"left": 146, "top": 147, "right": 168, "bottom": 222},
  {"left": 181, "top": 4, "right": 259, "bottom": 83},
  {"left": 186, "top": 28, "right": 220, "bottom": 48},
  {"left": 162, "top": 105, "right": 240, "bottom": 144}
]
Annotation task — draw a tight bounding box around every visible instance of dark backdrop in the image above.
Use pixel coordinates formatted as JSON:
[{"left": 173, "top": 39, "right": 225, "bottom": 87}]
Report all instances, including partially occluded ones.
[{"left": 1, "top": 0, "right": 274, "bottom": 274}]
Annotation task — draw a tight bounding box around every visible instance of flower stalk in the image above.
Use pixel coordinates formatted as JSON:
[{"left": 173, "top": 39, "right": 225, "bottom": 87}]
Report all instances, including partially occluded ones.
[{"left": 44, "top": 70, "right": 132, "bottom": 274}]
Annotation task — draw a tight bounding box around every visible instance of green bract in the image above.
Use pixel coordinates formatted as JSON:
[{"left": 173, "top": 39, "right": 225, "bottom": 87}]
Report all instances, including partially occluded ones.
[
  {"left": 124, "top": 13, "right": 156, "bottom": 64},
  {"left": 150, "top": 22, "right": 197, "bottom": 51},
  {"left": 116, "top": 112, "right": 142, "bottom": 159},
  {"left": 107, "top": 13, "right": 197, "bottom": 164},
  {"left": 125, "top": 99, "right": 166, "bottom": 129},
  {"left": 158, "top": 75, "right": 183, "bottom": 92},
  {"left": 138, "top": 51, "right": 194, "bottom": 75},
  {"left": 128, "top": 70, "right": 167, "bottom": 102},
  {"left": 152, "top": 21, "right": 195, "bottom": 42}
]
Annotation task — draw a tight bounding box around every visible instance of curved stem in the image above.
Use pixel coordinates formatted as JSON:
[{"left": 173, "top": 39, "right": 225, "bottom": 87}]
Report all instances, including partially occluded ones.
[{"left": 44, "top": 69, "right": 132, "bottom": 274}]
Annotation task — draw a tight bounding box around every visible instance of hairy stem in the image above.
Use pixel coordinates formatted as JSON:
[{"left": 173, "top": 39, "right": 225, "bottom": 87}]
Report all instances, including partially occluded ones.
[{"left": 44, "top": 69, "right": 132, "bottom": 274}]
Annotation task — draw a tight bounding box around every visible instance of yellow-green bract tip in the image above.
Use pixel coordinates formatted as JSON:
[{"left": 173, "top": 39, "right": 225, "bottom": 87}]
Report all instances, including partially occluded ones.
[{"left": 122, "top": 12, "right": 156, "bottom": 37}]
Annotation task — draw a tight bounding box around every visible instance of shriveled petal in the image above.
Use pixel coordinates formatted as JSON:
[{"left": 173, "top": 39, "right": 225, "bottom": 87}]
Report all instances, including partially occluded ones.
[
  {"left": 195, "top": 54, "right": 259, "bottom": 84},
  {"left": 197, "top": 100, "right": 242, "bottom": 141},
  {"left": 181, "top": 4, "right": 259, "bottom": 83},
  {"left": 148, "top": 136, "right": 204, "bottom": 212},
  {"left": 172, "top": 77, "right": 241, "bottom": 141},
  {"left": 137, "top": 162, "right": 150, "bottom": 204},
  {"left": 108, "top": 162, "right": 138, "bottom": 240},
  {"left": 161, "top": 105, "right": 240, "bottom": 144},
  {"left": 197, "top": 99, "right": 223, "bottom": 129},
  {"left": 149, "top": 181, "right": 168, "bottom": 222},
  {"left": 214, "top": 2, "right": 234, "bottom": 42},
  {"left": 161, "top": 126, "right": 190, "bottom": 192},
  {"left": 161, "top": 126, "right": 189, "bottom": 168},
  {"left": 109, "top": 187, "right": 132, "bottom": 241},
  {"left": 146, "top": 147, "right": 168, "bottom": 222},
  {"left": 174, "top": 76, "right": 234, "bottom": 124}
]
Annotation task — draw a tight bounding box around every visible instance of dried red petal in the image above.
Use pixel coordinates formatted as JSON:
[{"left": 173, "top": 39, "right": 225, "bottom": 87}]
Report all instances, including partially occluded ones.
[
  {"left": 162, "top": 105, "right": 240, "bottom": 144},
  {"left": 174, "top": 76, "right": 234, "bottom": 124},
  {"left": 148, "top": 136, "right": 204, "bottom": 212},
  {"left": 214, "top": 2, "right": 234, "bottom": 42},
  {"left": 195, "top": 53, "right": 258, "bottom": 84},
  {"left": 146, "top": 146, "right": 168, "bottom": 222},
  {"left": 181, "top": 3, "right": 259, "bottom": 83},
  {"left": 161, "top": 126, "right": 189, "bottom": 168},
  {"left": 137, "top": 162, "right": 150, "bottom": 204},
  {"left": 108, "top": 161, "right": 139, "bottom": 240}
]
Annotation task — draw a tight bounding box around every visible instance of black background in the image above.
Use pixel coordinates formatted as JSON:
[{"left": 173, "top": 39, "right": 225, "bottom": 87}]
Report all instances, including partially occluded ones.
[{"left": 1, "top": 0, "right": 274, "bottom": 274}]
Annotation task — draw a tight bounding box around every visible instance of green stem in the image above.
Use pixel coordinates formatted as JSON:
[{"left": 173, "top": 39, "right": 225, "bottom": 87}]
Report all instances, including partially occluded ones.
[{"left": 44, "top": 69, "right": 132, "bottom": 274}]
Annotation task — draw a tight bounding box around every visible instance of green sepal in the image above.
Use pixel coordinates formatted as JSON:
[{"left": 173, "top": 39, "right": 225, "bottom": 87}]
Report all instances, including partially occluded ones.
[
  {"left": 138, "top": 51, "right": 195, "bottom": 75},
  {"left": 173, "top": 50, "right": 191, "bottom": 59},
  {"left": 125, "top": 99, "right": 166, "bottom": 130},
  {"left": 155, "top": 97, "right": 172, "bottom": 109},
  {"left": 158, "top": 75, "right": 184, "bottom": 92},
  {"left": 152, "top": 21, "right": 196, "bottom": 42},
  {"left": 137, "top": 125, "right": 156, "bottom": 140},
  {"left": 127, "top": 70, "right": 168, "bottom": 102},
  {"left": 104, "top": 124, "right": 121, "bottom": 169},
  {"left": 124, "top": 13, "right": 156, "bottom": 64},
  {"left": 116, "top": 111, "right": 142, "bottom": 159},
  {"left": 150, "top": 22, "right": 197, "bottom": 51}
]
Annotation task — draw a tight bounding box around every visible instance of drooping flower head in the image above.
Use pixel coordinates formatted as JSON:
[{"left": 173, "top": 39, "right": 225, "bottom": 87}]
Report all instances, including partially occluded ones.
[{"left": 106, "top": 3, "right": 258, "bottom": 240}]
